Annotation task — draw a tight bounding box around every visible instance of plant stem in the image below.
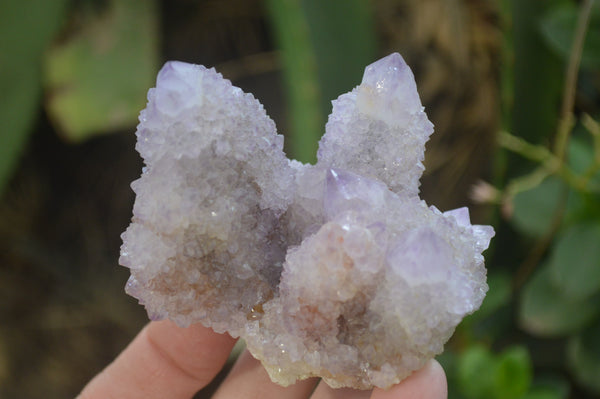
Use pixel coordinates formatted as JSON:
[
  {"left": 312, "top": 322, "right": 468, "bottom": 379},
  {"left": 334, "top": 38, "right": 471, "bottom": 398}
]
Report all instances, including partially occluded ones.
[
  {"left": 505, "top": 167, "right": 553, "bottom": 199},
  {"left": 512, "top": 0, "right": 597, "bottom": 289},
  {"left": 498, "top": 131, "right": 554, "bottom": 164},
  {"left": 500, "top": 130, "right": 599, "bottom": 193},
  {"left": 582, "top": 114, "right": 600, "bottom": 163},
  {"left": 554, "top": 0, "right": 595, "bottom": 161}
]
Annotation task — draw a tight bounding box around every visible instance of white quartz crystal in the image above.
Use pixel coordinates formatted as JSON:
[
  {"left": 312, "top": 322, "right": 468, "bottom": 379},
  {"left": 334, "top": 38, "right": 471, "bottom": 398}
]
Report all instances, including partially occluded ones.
[{"left": 121, "top": 53, "right": 494, "bottom": 389}]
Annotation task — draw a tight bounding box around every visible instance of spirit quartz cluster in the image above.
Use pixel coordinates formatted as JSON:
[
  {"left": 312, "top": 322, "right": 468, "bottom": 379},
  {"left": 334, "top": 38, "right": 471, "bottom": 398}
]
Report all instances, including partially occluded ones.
[{"left": 120, "top": 53, "right": 494, "bottom": 389}]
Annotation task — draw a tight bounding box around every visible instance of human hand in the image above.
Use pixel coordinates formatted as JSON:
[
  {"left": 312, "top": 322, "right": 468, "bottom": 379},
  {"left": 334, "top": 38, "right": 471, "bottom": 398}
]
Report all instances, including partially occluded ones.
[{"left": 78, "top": 320, "right": 447, "bottom": 399}]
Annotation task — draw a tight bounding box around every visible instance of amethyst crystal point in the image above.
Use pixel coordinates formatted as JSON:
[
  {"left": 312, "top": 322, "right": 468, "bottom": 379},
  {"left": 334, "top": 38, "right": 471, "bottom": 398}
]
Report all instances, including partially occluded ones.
[
  {"left": 121, "top": 53, "right": 494, "bottom": 389},
  {"left": 357, "top": 52, "right": 423, "bottom": 124},
  {"left": 318, "top": 53, "right": 433, "bottom": 195},
  {"left": 323, "top": 168, "right": 389, "bottom": 218}
]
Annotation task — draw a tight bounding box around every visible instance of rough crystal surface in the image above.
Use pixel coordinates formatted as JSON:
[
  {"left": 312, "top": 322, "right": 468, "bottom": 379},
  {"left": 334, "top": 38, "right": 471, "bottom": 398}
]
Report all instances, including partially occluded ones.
[{"left": 121, "top": 53, "right": 494, "bottom": 389}]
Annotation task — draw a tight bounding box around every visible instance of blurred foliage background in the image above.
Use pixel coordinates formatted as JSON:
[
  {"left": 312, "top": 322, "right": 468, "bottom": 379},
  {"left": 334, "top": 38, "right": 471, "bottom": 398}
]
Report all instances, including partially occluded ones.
[{"left": 0, "top": 0, "right": 599, "bottom": 398}]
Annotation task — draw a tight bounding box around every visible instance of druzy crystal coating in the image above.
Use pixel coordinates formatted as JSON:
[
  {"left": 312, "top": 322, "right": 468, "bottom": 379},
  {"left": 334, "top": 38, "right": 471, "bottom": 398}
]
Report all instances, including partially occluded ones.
[{"left": 120, "top": 53, "right": 494, "bottom": 389}]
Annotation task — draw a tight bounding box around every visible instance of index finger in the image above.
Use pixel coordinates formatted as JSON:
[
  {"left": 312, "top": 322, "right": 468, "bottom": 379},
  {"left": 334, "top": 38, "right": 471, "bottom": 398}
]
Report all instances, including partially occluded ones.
[{"left": 78, "top": 320, "right": 237, "bottom": 399}]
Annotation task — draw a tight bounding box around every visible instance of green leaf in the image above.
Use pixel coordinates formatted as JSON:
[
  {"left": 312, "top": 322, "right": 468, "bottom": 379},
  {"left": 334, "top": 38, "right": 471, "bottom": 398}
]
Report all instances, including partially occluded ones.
[
  {"left": 480, "top": 272, "right": 512, "bottom": 319},
  {"left": 567, "top": 133, "right": 600, "bottom": 195},
  {"left": 43, "top": 0, "right": 159, "bottom": 142},
  {"left": 548, "top": 223, "right": 600, "bottom": 300},
  {"left": 527, "top": 374, "right": 571, "bottom": 399},
  {"left": 511, "top": 0, "right": 564, "bottom": 153},
  {"left": 521, "top": 389, "right": 565, "bottom": 399},
  {"left": 301, "top": 0, "right": 376, "bottom": 116},
  {"left": 461, "top": 272, "right": 512, "bottom": 332},
  {"left": 264, "top": 0, "right": 377, "bottom": 164},
  {"left": 436, "top": 351, "right": 467, "bottom": 399},
  {"left": 457, "top": 346, "right": 497, "bottom": 399},
  {"left": 539, "top": 2, "right": 600, "bottom": 69},
  {"left": 567, "top": 317, "right": 600, "bottom": 393},
  {"left": 0, "top": 0, "right": 68, "bottom": 194},
  {"left": 264, "top": 0, "right": 322, "bottom": 163},
  {"left": 494, "top": 346, "right": 532, "bottom": 399},
  {"left": 568, "top": 134, "right": 595, "bottom": 175},
  {"left": 519, "top": 263, "right": 600, "bottom": 337},
  {"left": 511, "top": 172, "right": 593, "bottom": 237},
  {"left": 512, "top": 177, "right": 565, "bottom": 237},
  {"left": 560, "top": 135, "right": 600, "bottom": 221}
]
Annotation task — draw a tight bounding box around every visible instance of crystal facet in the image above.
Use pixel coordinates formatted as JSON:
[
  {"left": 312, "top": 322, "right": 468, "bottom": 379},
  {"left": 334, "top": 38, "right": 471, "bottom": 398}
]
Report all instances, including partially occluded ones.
[{"left": 121, "top": 53, "right": 494, "bottom": 389}]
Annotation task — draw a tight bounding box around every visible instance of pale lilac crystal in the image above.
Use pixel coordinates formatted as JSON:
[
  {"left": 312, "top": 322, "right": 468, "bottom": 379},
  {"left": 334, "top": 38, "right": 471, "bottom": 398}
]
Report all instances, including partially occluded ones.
[
  {"left": 318, "top": 53, "right": 433, "bottom": 195},
  {"left": 121, "top": 53, "right": 494, "bottom": 389},
  {"left": 357, "top": 51, "right": 423, "bottom": 125},
  {"left": 323, "top": 168, "right": 390, "bottom": 218}
]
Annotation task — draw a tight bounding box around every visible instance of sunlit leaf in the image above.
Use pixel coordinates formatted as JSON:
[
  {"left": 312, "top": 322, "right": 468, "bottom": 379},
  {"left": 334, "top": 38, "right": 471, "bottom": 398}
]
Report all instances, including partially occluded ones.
[
  {"left": 457, "top": 345, "right": 496, "bottom": 399},
  {"left": 548, "top": 223, "right": 600, "bottom": 301},
  {"left": 0, "top": 0, "right": 68, "bottom": 193},
  {"left": 43, "top": 0, "right": 159, "bottom": 142},
  {"left": 301, "top": 0, "right": 376, "bottom": 115},
  {"left": 526, "top": 375, "right": 571, "bottom": 399},
  {"left": 264, "top": 0, "right": 376, "bottom": 163},
  {"left": 264, "top": 0, "right": 322, "bottom": 163},
  {"left": 519, "top": 263, "right": 599, "bottom": 336},
  {"left": 494, "top": 346, "right": 532, "bottom": 399},
  {"left": 567, "top": 317, "right": 600, "bottom": 393},
  {"left": 521, "top": 389, "right": 565, "bottom": 399}
]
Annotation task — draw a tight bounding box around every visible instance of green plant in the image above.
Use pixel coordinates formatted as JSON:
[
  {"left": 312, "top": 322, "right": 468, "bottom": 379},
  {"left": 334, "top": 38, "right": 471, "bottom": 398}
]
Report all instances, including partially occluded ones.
[
  {"left": 484, "top": 0, "right": 600, "bottom": 394},
  {"left": 0, "top": 0, "right": 158, "bottom": 194},
  {"left": 2, "top": 0, "right": 600, "bottom": 397},
  {"left": 440, "top": 345, "right": 569, "bottom": 399}
]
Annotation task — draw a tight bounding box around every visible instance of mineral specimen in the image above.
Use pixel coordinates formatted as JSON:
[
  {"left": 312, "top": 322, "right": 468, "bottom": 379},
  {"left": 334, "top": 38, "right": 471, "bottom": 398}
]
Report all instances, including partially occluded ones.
[{"left": 120, "top": 53, "right": 494, "bottom": 389}]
